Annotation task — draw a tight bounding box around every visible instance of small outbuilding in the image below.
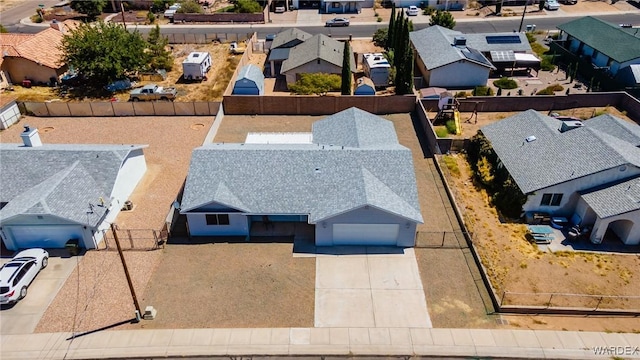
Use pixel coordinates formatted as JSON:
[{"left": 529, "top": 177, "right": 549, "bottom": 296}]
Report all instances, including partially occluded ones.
[
  {"left": 354, "top": 77, "right": 375, "bottom": 95},
  {"left": 232, "top": 64, "right": 265, "bottom": 95}
]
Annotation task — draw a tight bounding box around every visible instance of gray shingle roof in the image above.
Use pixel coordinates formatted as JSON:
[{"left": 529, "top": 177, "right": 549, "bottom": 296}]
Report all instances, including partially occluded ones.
[
  {"left": 271, "top": 28, "right": 312, "bottom": 50},
  {"left": 480, "top": 110, "right": 640, "bottom": 194},
  {"left": 311, "top": 107, "right": 398, "bottom": 148},
  {"left": 181, "top": 108, "right": 423, "bottom": 224},
  {"left": 0, "top": 143, "right": 146, "bottom": 226},
  {"left": 557, "top": 16, "right": 640, "bottom": 63},
  {"left": 581, "top": 176, "right": 640, "bottom": 218},
  {"left": 235, "top": 64, "right": 264, "bottom": 89},
  {"left": 409, "top": 26, "right": 496, "bottom": 70},
  {"left": 585, "top": 113, "right": 640, "bottom": 146},
  {"left": 280, "top": 34, "right": 356, "bottom": 74}
]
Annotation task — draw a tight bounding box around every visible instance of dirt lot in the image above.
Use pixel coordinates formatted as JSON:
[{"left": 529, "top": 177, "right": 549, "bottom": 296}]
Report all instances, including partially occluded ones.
[
  {"left": 438, "top": 152, "right": 640, "bottom": 330},
  {"left": 130, "top": 243, "right": 315, "bottom": 329}
]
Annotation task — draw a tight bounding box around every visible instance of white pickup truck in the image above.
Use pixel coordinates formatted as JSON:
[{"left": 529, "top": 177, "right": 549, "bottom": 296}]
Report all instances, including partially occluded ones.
[{"left": 129, "top": 84, "right": 177, "bottom": 101}]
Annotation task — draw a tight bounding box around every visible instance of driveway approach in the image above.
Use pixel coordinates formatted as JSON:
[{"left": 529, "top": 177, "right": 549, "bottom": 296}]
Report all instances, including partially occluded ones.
[
  {"left": 313, "top": 247, "right": 432, "bottom": 328},
  {"left": 0, "top": 250, "right": 78, "bottom": 334}
]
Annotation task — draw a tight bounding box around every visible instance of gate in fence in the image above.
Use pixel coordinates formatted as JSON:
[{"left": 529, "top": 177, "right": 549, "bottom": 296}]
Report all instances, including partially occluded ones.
[{"left": 102, "top": 225, "right": 168, "bottom": 251}]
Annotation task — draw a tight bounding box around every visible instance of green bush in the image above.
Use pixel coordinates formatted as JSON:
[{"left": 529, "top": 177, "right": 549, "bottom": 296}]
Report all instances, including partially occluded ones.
[
  {"left": 472, "top": 86, "right": 494, "bottom": 96},
  {"left": 423, "top": 7, "right": 436, "bottom": 15},
  {"left": 445, "top": 120, "right": 457, "bottom": 134},
  {"left": 536, "top": 87, "right": 554, "bottom": 95},
  {"left": 435, "top": 127, "right": 449, "bottom": 138},
  {"left": 455, "top": 91, "right": 470, "bottom": 98},
  {"left": 288, "top": 73, "right": 341, "bottom": 95},
  {"left": 372, "top": 28, "right": 388, "bottom": 48},
  {"left": 549, "top": 83, "right": 563, "bottom": 91},
  {"left": 442, "top": 155, "right": 460, "bottom": 177},
  {"left": 540, "top": 55, "right": 556, "bottom": 71},
  {"left": 177, "top": 0, "right": 204, "bottom": 13},
  {"left": 493, "top": 77, "right": 518, "bottom": 89}
]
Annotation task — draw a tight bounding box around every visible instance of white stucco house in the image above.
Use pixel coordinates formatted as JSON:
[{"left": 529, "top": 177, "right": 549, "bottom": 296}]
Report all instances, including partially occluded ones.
[
  {"left": 481, "top": 110, "right": 640, "bottom": 245},
  {"left": 410, "top": 26, "right": 538, "bottom": 88},
  {"left": 180, "top": 107, "right": 424, "bottom": 247},
  {"left": 0, "top": 126, "right": 147, "bottom": 251}
]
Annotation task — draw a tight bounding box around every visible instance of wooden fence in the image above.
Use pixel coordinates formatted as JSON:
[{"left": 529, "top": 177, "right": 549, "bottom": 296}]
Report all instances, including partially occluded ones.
[{"left": 20, "top": 101, "right": 221, "bottom": 117}]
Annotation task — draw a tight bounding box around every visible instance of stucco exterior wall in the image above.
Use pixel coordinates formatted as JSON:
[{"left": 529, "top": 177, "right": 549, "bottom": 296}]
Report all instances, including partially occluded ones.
[
  {"left": 428, "top": 61, "right": 490, "bottom": 88},
  {"left": 315, "top": 206, "right": 418, "bottom": 247},
  {"left": 284, "top": 60, "right": 342, "bottom": 85},
  {"left": 522, "top": 165, "right": 640, "bottom": 216},
  {"left": 2, "top": 57, "right": 65, "bottom": 84},
  {"left": 590, "top": 213, "right": 640, "bottom": 245},
  {"left": 186, "top": 213, "right": 249, "bottom": 236},
  {"left": 110, "top": 148, "right": 147, "bottom": 212}
]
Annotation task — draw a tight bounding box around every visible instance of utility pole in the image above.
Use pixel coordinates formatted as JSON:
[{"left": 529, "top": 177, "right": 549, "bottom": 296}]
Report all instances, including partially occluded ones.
[
  {"left": 518, "top": 1, "right": 529, "bottom": 33},
  {"left": 111, "top": 223, "right": 141, "bottom": 321}
]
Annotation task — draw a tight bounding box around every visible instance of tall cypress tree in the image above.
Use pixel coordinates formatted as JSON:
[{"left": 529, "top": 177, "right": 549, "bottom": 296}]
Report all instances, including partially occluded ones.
[
  {"left": 395, "top": 16, "right": 414, "bottom": 95},
  {"left": 387, "top": 4, "right": 396, "bottom": 51},
  {"left": 341, "top": 41, "right": 351, "bottom": 95}
]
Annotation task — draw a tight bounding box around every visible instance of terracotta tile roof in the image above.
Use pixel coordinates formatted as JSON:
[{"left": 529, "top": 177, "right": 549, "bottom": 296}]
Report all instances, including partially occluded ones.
[{"left": 0, "top": 28, "right": 65, "bottom": 69}]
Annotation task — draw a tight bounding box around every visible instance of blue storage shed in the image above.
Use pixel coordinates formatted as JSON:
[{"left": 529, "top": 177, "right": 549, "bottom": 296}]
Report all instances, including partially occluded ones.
[
  {"left": 232, "top": 65, "right": 265, "bottom": 95},
  {"left": 354, "top": 77, "right": 375, "bottom": 96}
]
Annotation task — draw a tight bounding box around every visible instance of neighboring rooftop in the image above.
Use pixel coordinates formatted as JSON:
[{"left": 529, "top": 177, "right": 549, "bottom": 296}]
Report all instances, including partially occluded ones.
[
  {"left": 271, "top": 28, "right": 312, "bottom": 49},
  {"left": 181, "top": 108, "right": 423, "bottom": 224},
  {"left": 480, "top": 110, "right": 640, "bottom": 194},
  {"left": 0, "top": 143, "right": 146, "bottom": 226},
  {"left": 409, "top": 26, "right": 496, "bottom": 70},
  {"left": 281, "top": 34, "right": 356, "bottom": 73},
  {"left": 0, "top": 27, "right": 64, "bottom": 69},
  {"left": 557, "top": 16, "right": 640, "bottom": 63}
]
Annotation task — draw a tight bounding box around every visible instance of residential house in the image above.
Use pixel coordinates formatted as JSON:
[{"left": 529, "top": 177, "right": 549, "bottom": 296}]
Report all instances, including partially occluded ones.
[
  {"left": 410, "top": 26, "right": 537, "bottom": 88},
  {"left": 180, "top": 107, "right": 423, "bottom": 246},
  {"left": 0, "top": 127, "right": 147, "bottom": 251},
  {"left": 0, "top": 27, "right": 66, "bottom": 86},
  {"left": 556, "top": 16, "right": 640, "bottom": 86},
  {"left": 267, "top": 28, "right": 312, "bottom": 77},
  {"left": 393, "top": 0, "right": 466, "bottom": 10},
  {"left": 481, "top": 110, "right": 640, "bottom": 245},
  {"left": 280, "top": 34, "right": 356, "bottom": 85}
]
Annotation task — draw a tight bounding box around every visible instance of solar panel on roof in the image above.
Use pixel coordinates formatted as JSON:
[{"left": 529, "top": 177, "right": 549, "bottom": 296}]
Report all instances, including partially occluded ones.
[
  {"left": 486, "top": 35, "right": 522, "bottom": 44},
  {"left": 461, "top": 48, "right": 492, "bottom": 66},
  {"left": 490, "top": 50, "right": 516, "bottom": 62}
]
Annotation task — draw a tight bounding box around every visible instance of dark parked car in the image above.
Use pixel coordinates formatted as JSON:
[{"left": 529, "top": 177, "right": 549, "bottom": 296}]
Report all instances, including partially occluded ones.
[{"left": 325, "top": 17, "right": 350, "bottom": 27}]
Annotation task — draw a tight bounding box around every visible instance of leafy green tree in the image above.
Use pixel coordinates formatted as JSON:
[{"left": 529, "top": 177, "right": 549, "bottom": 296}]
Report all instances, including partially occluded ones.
[
  {"left": 373, "top": 28, "right": 388, "bottom": 48},
  {"left": 394, "top": 15, "right": 413, "bottom": 95},
  {"left": 234, "top": 0, "right": 262, "bottom": 12},
  {"left": 151, "top": 0, "right": 174, "bottom": 12},
  {"left": 429, "top": 10, "right": 456, "bottom": 29},
  {"left": 0, "top": 24, "right": 8, "bottom": 33},
  {"left": 177, "top": 0, "right": 204, "bottom": 13},
  {"left": 146, "top": 25, "right": 173, "bottom": 71},
  {"left": 60, "top": 21, "right": 147, "bottom": 86},
  {"left": 70, "top": 0, "right": 108, "bottom": 20},
  {"left": 341, "top": 41, "right": 352, "bottom": 95},
  {"left": 538, "top": 0, "right": 546, "bottom": 11},
  {"left": 288, "top": 73, "right": 341, "bottom": 95}
]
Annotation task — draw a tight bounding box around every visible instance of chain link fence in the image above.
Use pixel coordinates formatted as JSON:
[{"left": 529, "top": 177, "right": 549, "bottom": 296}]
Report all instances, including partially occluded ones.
[{"left": 101, "top": 225, "right": 168, "bottom": 251}]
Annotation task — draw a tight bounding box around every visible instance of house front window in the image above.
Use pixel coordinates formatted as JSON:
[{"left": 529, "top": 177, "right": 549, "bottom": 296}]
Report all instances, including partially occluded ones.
[
  {"left": 540, "top": 193, "right": 563, "bottom": 206},
  {"left": 206, "top": 214, "right": 230, "bottom": 225}
]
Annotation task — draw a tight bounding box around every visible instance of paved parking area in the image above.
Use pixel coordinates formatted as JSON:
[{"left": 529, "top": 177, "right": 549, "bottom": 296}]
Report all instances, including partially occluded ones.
[
  {"left": 314, "top": 247, "right": 432, "bottom": 328},
  {"left": 0, "top": 250, "right": 78, "bottom": 335}
]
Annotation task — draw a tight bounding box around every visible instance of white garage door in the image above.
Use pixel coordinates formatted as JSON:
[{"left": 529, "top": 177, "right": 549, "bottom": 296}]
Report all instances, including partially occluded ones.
[
  {"left": 332, "top": 223, "right": 399, "bottom": 246},
  {"left": 8, "top": 226, "right": 84, "bottom": 249}
]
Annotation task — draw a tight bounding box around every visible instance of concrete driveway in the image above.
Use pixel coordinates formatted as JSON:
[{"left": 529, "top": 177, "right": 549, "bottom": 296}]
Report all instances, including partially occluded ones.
[
  {"left": 1, "top": 250, "right": 79, "bottom": 334},
  {"left": 314, "top": 247, "right": 432, "bottom": 328}
]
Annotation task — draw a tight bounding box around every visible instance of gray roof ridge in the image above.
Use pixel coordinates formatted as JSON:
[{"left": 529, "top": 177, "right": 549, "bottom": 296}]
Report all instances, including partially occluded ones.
[
  {"left": 589, "top": 129, "right": 640, "bottom": 168},
  {"left": 361, "top": 167, "right": 424, "bottom": 223},
  {"left": 214, "top": 181, "right": 250, "bottom": 212}
]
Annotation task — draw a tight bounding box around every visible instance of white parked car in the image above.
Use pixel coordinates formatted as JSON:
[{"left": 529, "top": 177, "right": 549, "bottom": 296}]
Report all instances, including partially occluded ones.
[
  {"left": 545, "top": 0, "right": 560, "bottom": 10},
  {"left": 406, "top": 6, "right": 419, "bottom": 16},
  {"left": 0, "top": 249, "right": 49, "bottom": 305}
]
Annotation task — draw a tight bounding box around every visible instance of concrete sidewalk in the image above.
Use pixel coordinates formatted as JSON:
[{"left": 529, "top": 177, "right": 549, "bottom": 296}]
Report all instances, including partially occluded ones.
[{"left": 2, "top": 327, "right": 639, "bottom": 358}]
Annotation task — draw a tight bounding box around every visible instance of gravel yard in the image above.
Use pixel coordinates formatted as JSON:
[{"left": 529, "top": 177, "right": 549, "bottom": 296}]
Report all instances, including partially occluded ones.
[
  {"left": 0, "top": 114, "right": 213, "bottom": 333},
  {"left": 130, "top": 243, "right": 315, "bottom": 329}
]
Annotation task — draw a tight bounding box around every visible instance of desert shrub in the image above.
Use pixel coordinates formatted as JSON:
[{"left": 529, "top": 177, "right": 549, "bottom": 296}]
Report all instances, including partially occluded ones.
[
  {"left": 540, "top": 55, "right": 556, "bottom": 71},
  {"left": 473, "top": 86, "right": 494, "bottom": 96},
  {"left": 442, "top": 155, "right": 460, "bottom": 177},
  {"left": 445, "top": 119, "right": 457, "bottom": 134},
  {"left": 467, "top": 131, "right": 526, "bottom": 217},
  {"left": 549, "top": 83, "right": 563, "bottom": 91},
  {"left": 423, "top": 7, "right": 436, "bottom": 15},
  {"left": 372, "top": 28, "right": 388, "bottom": 48},
  {"left": 493, "top": 77, "right": 518, "bottom": 89},
  {"left": 288, "top": 73, "right": 341, "bottom": 95},
  {"left": 435, "top": 127, "right": 449, "bottom": 138},
  {"left": 455, "top": 91, "right": 470, "bottom": 98},
  {"left": 177, "top": 0, "right": 204, "bottom": 13},
  {"left": 536, "top": 87, "right": 554, "bottom": 95}
]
